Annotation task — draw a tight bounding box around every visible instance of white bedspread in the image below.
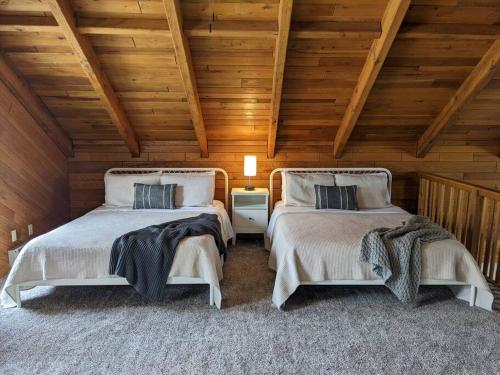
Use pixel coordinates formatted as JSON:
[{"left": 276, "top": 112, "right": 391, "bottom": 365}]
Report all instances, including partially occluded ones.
[
  {"left": 266, "top": 202, "right": 493, "bottom": 310},
  {"left": 1, "top": 201, "right": 233, "bottom": 309}
]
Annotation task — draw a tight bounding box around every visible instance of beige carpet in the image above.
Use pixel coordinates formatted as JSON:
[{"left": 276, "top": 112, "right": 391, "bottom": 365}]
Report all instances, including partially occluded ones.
[{"left": 1, "top": 239, "right": 499, "bottom": 375}]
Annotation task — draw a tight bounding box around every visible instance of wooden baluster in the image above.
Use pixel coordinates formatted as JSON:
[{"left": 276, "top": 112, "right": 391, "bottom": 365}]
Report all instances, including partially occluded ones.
[
  {"left": 418, "top": 177, "right": 426, "bottom": 216},
  {"left": 484, "top": 198, "right": 499, "bottom": 281},
  {"left": 455, "top": 189, "right": 466, "bottom": 243}
]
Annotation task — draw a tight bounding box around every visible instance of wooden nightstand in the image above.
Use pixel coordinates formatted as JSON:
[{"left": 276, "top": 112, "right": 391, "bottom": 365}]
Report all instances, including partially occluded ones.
[{"left": 231, "top": 188, "right": 269, "bottom": 245}]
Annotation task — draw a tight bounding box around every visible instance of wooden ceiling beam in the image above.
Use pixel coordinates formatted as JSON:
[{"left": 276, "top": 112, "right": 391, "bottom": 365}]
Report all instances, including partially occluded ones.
[
  {"left": 0, "top": 15, "right": 170, "bottom": 36},
  {"left": 3, "top": 14, "right": 498, "bottom": 41},
  {"left": 0, "top": 52, "right": 73, "bottom": 157},
  {"left": 267, "top": 0, "right": 293, "bottom": 159},
  {"left": 416, "top": 40, "right": 500, "bottom": 158},
  {"left": 163, "top": 0, "right": 208, "bottom": 158},
  {"left": 77, "top": 17, "right": 170, "bottom": 37},
  {"left": 83, "top": 18, "right": 276, "bottom": 38},
  {"left": 333, "top": 0, "right": 410, "bottom": 159},
  {"left": 46, "top": 0, "right": 140, "bottom": 157},
  {"left": 0, "top": 15, "right": 382, "bottom": 39}
]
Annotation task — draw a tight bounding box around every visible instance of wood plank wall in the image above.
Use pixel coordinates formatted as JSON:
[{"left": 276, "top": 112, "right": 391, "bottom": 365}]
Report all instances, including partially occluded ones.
[
  {"left": 0, "top": 78, "right": 69, "bottom": 277},
  {"left": 68, "top": 138, "right": 500, "bottom": 219}
]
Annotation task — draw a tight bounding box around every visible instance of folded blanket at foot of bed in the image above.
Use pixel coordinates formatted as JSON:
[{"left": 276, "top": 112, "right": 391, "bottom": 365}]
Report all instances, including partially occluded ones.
[
  {"left": 109, "top": 213, "right": 226, "bottom": 301},
  {"left": 359, "top": 215, "right": 452, "bottom": 305}
]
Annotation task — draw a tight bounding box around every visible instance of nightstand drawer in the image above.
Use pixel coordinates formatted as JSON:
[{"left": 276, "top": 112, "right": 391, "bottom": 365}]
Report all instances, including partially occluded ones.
[{"left": 233, "top": 209, "right": 267, "bottom": 231}]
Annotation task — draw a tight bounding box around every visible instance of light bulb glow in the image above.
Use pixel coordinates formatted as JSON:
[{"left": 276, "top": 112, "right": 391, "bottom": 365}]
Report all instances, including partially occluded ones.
[{"left": 243, "top": 155, "right": 257, "bottom": 177}]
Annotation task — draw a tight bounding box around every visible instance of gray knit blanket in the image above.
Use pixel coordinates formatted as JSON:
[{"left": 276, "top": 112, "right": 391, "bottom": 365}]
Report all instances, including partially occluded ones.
[
  {"left": 359, "top": 215, "right": 452, "bottom": 305},
  {"left": 109, "top": 213, "right": 226, "bottom": 301}
]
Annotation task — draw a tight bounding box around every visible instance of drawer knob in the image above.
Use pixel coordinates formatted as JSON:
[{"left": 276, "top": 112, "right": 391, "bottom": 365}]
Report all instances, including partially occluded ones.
[{"left": 248, "top": 217, "right": 254, "bottom": 221}]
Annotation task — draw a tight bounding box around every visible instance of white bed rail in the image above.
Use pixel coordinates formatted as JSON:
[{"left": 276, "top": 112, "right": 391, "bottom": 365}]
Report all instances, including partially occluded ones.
[
  {"left": 269, "top": 168, "right": 392, "bottom": 213},
  {"left": 106, "top": 167, "right": 230, "bottom": 209}
]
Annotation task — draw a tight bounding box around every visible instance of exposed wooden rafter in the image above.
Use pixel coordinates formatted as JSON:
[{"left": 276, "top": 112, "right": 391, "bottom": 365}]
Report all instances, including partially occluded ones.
[
  {"left": 0, "top": 53, "right": 73, "bottom": 157},
  {"left": 333, "top": 0, "right": 410, "bottom": 159},
  {"left": 0, "top": 0, "right": 498, "bottom": 167},
  {"left": 163, "top": 0, "right": 208, "bottom": 157},
  {"left": 267, "top": 0, "right": 293, "bottom": 159},
  {"left": 46, "top": 0, "right": 140, "bottom": 157},
  {"left": 416, "top": 40, "right": 500, "bottom": 158}
]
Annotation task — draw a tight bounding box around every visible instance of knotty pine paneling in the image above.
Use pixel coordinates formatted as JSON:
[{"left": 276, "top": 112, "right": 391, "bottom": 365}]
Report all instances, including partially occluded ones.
[
  {"left": 68, "top": 139, "right": 500, "bottom": 219},
  {"left": 0, "top": 78, "right": 69, "bottom": 277}
]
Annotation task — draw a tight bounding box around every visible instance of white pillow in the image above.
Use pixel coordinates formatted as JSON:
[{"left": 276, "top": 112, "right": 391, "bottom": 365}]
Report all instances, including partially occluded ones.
[
  {"left": 160, "top": 172, "right": 215, "bottom": 207},
  {"left": 283, "top": 172, "right": 335, "bottom": 207},
  {"left": 335, "top": 173, "right": 390, "bottom": 209},
  {"left": 105, "top": 172, "right": 161, "bottom": 207}
]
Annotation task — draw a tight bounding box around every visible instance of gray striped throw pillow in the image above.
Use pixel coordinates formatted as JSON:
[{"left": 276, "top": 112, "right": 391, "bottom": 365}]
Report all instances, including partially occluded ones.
[
  {"left": 133, "top": 183, "right": 177, "bottom": 209},
  {"left": 314, "top": 185, "right": 358, "bottom": 210}
]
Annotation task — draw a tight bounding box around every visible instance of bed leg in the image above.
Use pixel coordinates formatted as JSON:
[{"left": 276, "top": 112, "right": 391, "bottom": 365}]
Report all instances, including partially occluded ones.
[
  {"left": 209, "top": 284, "right": 215, "bottom": 306},
  {"left": 15, "top": 286, "right": 22, "bottom": 308},
  {"left": 469, "top": 285, "right": 476, "bottom": 307}
]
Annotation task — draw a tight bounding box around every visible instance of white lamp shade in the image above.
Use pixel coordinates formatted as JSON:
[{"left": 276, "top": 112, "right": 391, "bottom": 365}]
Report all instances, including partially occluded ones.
[{"left": 243, "top": 155, "right": 257, "bottom": 177}]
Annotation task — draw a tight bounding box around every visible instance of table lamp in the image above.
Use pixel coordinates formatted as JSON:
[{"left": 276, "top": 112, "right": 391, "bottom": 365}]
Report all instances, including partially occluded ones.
[{"left": 244, "top": 155, "right": 256, "bottom": 191}]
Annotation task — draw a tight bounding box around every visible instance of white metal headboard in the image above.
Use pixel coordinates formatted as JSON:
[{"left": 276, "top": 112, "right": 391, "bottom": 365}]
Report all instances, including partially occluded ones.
[
  {"left": 269, "top": 168, "right": 393, "bottom": 212},
  {"left": 105, "top": 168, "right": 230, "bottom": 208}
]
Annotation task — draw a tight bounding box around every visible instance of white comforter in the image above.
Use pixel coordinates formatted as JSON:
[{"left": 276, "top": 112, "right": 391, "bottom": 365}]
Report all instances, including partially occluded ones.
[
  {"left": 1, "top": 201, "right": 233, "bottom": 309},
  {"left": 266, "top": 202, "right": 493, "bottom": 310}
]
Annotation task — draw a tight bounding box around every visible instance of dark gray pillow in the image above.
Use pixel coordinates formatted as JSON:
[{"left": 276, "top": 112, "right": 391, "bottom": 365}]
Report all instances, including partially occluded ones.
[
  {"left": 133, "top": 183, "right": 177, "bottom": 209},
  {"left": 314, "top": 185, "right": 358, "bottom": 210}
]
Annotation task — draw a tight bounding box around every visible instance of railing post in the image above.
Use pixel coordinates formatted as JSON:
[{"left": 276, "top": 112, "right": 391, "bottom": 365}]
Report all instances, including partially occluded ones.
[{"left": 418, "top": 176, "right": 428, "bottom": 217}]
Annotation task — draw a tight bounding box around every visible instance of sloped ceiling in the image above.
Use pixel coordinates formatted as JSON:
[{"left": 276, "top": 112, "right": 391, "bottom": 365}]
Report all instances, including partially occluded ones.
[{"left": 0, "top": 0, "right": 499, "bottom": 157}]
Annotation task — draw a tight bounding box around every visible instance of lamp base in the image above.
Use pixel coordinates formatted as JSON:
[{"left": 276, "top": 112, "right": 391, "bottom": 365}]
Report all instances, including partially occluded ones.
[{"left": 244, "top": 185, "right": 255, "bottom": 191}]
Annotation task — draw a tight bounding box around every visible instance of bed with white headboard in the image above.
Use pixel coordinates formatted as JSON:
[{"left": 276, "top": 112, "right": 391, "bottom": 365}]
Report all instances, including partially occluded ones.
[
  {"left": 269, "top": 167, "right": 393, "bottom": 213},
  {"left": 1, "top": 168, "right": 233, "bottom": 309},
  {"left": 266, "top": 168, "right": 493, "bottom": 311}
]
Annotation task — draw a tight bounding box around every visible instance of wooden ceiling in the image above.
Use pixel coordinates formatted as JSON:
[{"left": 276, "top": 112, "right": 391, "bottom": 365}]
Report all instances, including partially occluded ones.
[{"left": 0, "top": 0, "right": 499, "bottom": 158}]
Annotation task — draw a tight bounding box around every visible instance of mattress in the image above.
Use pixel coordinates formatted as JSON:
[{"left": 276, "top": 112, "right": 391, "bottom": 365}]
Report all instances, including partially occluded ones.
[
  {"left": 266, "top": 201, "right": 493, "bottom": 310},
  {"left": 1, "top": 201, "right": 233, "bottom": 309}
]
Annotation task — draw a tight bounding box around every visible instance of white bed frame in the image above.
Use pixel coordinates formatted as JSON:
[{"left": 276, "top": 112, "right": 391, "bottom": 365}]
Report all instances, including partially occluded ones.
[
  {"left": 14, "top": 167, "right": 230, "bottom": 308},
  {"left": 269, "top": 168, "right": 477, "bottom": 306}
]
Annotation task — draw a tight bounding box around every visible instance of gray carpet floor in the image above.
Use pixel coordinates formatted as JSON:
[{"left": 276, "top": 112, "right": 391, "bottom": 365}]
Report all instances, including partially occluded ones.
[{"left": 1, "top": 239, "right": 499, "bottom": 375}]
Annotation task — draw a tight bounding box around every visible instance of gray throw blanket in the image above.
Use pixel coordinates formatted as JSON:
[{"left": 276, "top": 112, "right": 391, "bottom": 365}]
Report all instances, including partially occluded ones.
[
  {"left": 359, "top": 215, "right": 452, "bottom": 305},
  {"left": 109, "top": 213, "right": 226, "bottom": 301}
]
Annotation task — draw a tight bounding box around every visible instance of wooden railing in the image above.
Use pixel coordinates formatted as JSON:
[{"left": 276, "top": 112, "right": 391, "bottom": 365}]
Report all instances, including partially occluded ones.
[{"left": 418, "top": 174, "right": 500, "bottom": 286}]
